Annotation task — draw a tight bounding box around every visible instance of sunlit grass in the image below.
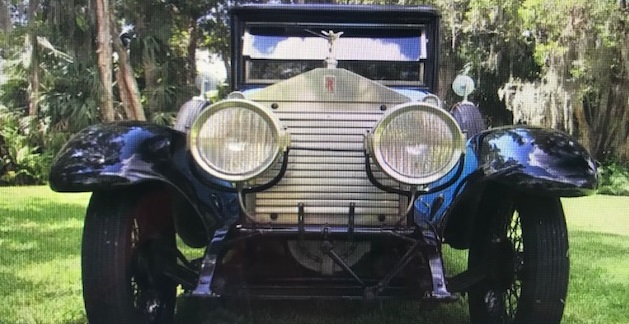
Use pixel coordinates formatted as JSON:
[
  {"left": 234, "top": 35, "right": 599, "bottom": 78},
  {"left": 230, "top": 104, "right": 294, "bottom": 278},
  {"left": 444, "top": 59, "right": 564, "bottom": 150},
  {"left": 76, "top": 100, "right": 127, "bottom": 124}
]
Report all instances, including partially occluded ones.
[
  {"left": 0, "top": 187, "right": 627, "bottom": 323},
  {"left": 0, "top": 186, "right": 89, "bottom": 324},
  {"left": 563, "top": 195, "right": 629, "bottom": 236}
]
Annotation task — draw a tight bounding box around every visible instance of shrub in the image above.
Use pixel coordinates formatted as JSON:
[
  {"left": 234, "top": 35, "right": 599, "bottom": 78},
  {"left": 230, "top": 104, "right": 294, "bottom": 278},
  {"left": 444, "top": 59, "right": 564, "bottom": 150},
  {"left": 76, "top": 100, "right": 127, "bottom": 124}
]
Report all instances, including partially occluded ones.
[
  {"left": 0, "top": 106, "right": 53, "bottom": 185},
  {"left": 597, "top": 162, "right": 629, "bottom": 196}
]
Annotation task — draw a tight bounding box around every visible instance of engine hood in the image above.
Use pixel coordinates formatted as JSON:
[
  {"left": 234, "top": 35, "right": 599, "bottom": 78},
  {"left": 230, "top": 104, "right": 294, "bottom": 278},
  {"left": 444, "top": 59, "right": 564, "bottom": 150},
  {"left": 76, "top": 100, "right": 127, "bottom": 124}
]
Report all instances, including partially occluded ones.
[{"left": 246, "top": 68, "right": 411, "bottom": 103}]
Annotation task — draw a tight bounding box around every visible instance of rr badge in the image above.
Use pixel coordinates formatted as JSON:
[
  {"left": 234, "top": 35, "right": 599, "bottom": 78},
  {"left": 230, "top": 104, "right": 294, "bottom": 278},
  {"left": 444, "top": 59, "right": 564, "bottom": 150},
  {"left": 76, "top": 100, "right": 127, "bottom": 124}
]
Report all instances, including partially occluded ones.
[{"left": 324, "top": 75, "right": 336, "bottom": 93}]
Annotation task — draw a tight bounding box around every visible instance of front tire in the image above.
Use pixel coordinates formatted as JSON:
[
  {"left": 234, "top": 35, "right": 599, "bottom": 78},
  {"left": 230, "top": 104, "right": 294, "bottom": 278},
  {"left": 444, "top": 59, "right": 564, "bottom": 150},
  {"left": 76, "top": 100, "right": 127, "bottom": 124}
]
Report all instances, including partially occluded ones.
[
  {"left": 468, "top": 188, "right": 569, "bottom": 323},
  {"left": 82, "top": 187, "right": 177, "bottom": 324}
]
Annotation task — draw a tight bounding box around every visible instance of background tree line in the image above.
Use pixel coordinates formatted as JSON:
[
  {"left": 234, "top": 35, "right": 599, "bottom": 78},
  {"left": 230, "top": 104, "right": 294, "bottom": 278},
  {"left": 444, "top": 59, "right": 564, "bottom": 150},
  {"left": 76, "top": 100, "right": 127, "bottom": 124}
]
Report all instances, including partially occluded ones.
[{"left": 0, "top": 0, "right": 628, "bottom": 191}]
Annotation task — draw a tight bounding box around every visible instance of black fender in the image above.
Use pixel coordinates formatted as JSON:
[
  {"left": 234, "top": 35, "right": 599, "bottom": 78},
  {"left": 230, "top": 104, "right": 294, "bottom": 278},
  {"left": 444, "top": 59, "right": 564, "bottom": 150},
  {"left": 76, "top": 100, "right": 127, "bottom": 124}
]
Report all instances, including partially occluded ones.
[
  {"left": 471, "top": 126, "right": 597, "bottom": 195},
  {"left": 49, "top": 121, "right": 239, "bottom": 246},
  {"left": 418, "top": 126, "right": 598, "bottom": 249}
]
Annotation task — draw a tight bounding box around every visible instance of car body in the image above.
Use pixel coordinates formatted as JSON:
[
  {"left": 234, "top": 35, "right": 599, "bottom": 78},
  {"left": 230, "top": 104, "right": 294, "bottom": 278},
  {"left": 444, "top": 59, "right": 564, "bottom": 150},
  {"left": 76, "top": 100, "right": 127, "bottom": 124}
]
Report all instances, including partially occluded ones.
[{"left": 49, "top": 4, "right": 598, "bottom": 324}]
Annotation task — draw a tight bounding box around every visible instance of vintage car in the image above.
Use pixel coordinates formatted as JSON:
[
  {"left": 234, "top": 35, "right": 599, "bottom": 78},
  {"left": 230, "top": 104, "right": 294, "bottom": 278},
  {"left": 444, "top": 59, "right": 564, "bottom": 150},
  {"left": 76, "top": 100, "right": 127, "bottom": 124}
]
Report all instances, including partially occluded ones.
[{"left": 49, "top": 4, "right": 598, "bottom": 324}]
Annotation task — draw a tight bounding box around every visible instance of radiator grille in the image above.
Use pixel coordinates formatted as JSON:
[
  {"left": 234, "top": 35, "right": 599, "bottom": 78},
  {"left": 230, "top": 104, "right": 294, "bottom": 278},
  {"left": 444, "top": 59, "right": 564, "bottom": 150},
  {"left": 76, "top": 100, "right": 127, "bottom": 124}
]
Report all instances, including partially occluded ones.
[{"left": 249, "top": 102, "right": 406, "bottom": 226}]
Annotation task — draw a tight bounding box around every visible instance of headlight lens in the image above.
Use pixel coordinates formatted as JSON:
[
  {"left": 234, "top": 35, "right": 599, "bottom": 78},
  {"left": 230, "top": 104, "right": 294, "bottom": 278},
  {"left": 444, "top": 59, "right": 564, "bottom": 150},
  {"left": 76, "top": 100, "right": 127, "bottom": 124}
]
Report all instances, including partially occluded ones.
[
  {"left": 369, "top": 102, "right": 465, "bottom": 185},
  {"left": 189, "top": 99, "right": 288, "bottom": 182}
]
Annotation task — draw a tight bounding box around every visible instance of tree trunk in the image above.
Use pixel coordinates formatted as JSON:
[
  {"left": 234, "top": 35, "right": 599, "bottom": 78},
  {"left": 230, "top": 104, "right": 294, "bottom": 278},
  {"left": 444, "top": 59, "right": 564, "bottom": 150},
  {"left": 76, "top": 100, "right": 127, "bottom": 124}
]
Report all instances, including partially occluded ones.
[
  {"left": 187, "top": 21, "right": 198, "bottom": 87},
  {"left": 220, "top": 46, "right": 230, "bottom": 89},
  {"left": 572, "top": 92, "right": 591, "bottom": 151},
  {"left": 95, "top": 0, "right": 115, "bottom": 122},
  {"left": 143, "top": 58, "right": 157, "bottom": 117},
  {"left": 27, "top": 0, "right": 40, "bottom": 117},
  {"left": 0, "top": 0, "right": 11, "bottom": 34},
  {"left": 438, "top": 49, "right": 456, "bottom": 101},
  {"left": 111, "top": 20, "right": 146, "bottom": 121}
]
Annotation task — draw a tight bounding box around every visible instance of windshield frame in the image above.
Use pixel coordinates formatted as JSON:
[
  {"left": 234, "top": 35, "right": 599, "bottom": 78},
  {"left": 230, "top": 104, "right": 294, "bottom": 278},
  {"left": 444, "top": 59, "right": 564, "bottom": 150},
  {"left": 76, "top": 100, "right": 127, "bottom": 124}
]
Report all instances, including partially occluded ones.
[
  {"left": 230, "top": 4, "right": 440, "bottom": 92},
  {"left": 241, "top": 23, "right": 428, "bottom": 86}
]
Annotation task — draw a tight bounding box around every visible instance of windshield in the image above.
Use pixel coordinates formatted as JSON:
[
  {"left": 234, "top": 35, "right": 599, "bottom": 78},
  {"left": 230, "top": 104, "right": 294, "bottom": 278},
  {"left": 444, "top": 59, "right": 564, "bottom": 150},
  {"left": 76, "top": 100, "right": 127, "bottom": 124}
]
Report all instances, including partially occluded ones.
[
  {"left": 244, "top": 32, "right": 425, "bottom": 61},
  {"left": 242, "top": 25, "right": 428, "bottom": 85}
]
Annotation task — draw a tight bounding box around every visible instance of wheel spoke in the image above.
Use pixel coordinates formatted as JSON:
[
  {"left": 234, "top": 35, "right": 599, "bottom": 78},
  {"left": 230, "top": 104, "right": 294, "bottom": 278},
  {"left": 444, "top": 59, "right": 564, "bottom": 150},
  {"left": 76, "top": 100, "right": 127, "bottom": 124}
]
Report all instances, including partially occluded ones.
[
  {"left": 483, "top": 208, "right": 526, "bottom": 322},
  {"left": 506, "top": 212, "right": 522, "bottom": 320},
  {"left": 504, "top": 279, "right": 521, "bottom": 320},
  {"left": 468, "top": 194, "right": 568, "bottom": 323},
  {"left": 132, "top": 218, "right": 140, "bottom": 249}
]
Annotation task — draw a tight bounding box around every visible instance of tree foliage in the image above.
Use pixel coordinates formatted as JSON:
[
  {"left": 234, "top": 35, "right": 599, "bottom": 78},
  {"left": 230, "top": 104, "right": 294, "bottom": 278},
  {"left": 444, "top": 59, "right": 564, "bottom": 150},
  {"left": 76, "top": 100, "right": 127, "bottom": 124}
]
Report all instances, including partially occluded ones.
[
  {"left": 515, "top": 0, "right": 629, "bottom": 161},
  {"left": 0, "top": 0, "right": 212, "bottom": 184},
  {"left": 411, "top": 0, "right": 629, "bottom": 163}
]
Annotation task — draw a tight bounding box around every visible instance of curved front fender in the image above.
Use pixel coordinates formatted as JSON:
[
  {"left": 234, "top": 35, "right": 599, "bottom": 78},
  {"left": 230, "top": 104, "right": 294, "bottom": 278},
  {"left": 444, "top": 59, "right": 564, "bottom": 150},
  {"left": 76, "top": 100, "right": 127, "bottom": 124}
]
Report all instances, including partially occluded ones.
[
  {"left": 472, "top": 126, "right": 598, "bottom": 196},
  {"left": 49, "top": 121, "right": 238, "bottom": 225},
  {"left": 414, "top": 126, "right": 597, "bottom": 249},
  {"left": 50, "top": 121, "right": 179, "bottom": 190},
  {"left": 415, "top": 126, "right": 597, "bottom": 232}
]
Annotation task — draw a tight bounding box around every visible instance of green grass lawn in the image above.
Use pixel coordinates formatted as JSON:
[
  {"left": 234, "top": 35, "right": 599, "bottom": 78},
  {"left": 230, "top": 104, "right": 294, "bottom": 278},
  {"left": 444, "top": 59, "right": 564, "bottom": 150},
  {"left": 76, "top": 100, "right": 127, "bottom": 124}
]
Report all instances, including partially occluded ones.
[{"left": 0, "top": 187, "right": 627, "bottom": 324}]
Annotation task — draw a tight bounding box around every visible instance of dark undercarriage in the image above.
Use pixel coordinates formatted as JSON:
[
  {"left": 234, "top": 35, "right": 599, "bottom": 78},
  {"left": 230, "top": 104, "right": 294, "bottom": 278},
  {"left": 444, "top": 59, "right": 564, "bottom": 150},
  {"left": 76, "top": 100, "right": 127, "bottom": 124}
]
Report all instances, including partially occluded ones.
[{"left": 160, "top": 225, "right": 490, "bottom": 302}]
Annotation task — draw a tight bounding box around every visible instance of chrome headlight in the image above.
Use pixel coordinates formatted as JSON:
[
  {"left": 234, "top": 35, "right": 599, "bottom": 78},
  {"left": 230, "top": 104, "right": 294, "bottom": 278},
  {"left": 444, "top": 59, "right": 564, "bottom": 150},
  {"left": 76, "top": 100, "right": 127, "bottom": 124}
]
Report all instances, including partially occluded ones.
[
  {"left": 368, "top": 102, "right": 465, "bottom": 185},
  {"left": 189, "top": 99, "right": 289, "bottom": 182}
]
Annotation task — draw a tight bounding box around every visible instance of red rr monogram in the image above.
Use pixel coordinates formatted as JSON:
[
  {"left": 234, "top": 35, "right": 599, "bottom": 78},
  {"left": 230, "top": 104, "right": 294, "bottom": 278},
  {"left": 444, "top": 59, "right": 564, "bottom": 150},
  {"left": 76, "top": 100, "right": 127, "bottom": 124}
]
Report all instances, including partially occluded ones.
[{"left": 325, "top": 76, "right": 335, "bottom": 93}]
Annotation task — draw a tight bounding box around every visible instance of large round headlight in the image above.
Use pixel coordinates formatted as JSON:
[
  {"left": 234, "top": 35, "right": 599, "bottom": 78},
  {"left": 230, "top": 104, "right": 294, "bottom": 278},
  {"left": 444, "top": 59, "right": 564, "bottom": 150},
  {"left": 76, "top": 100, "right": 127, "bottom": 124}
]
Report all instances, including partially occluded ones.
[
  {"left": 369, "top": 102, "right": 465, "bottom": 185},
  {"left": 189, "top": 99, "right": 288, "bottom": 182}
]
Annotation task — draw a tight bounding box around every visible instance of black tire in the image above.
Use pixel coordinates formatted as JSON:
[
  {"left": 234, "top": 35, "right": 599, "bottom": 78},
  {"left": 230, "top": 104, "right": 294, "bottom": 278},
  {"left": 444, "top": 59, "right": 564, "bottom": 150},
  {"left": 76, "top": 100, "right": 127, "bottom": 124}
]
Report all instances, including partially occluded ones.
[
  {"left": 468, "top": 189, "right": 569, "bottom": 324},
  {"left": 82, "top": 187, "right": 177, "bottom": 324}
]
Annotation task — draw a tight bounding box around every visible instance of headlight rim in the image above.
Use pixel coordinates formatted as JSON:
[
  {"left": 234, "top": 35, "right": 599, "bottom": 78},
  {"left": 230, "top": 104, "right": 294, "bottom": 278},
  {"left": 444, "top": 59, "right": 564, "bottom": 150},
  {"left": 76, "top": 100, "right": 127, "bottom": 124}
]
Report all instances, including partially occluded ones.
[
  {"left": 188, "top": 98, "right": 287, "bottom": 183},
  {"left": 369, "top": 102, "right": 465, "bottom": 185}
]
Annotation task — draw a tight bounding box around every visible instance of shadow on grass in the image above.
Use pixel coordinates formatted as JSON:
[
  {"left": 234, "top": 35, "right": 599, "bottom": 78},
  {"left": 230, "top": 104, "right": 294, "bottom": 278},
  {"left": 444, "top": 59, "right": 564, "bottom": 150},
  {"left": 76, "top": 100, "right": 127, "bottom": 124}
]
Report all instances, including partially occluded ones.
[
  {"left": 175, "top": 298, "right": 470, "bottom": 324},
  {"left": 173, "top": 244, "right": 472, "bottom": 323},
  {"left": 0, "top": 197, "right": 86, "bottom": 265},
  {"left": 0, "top": 195, "right": 88, "bottom": 324},
  {"left": 173, "top": 230, "right": 629, "bottom": 324}
]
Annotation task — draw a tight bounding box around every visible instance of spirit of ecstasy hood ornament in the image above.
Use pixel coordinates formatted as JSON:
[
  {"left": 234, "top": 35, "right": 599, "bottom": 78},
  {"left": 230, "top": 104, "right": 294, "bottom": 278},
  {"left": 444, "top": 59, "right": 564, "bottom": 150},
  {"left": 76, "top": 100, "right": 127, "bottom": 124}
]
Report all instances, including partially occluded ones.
[{"left": 322, "top": 30, "right": 343, "bottom": 69}]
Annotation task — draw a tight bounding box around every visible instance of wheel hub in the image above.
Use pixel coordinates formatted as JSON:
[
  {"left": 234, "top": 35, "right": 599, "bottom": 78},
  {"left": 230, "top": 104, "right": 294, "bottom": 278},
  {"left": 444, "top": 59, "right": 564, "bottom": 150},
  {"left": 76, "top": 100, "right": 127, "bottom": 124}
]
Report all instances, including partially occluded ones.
[{"left": 484, "top": 289, "right": 504, "bottom": 318}]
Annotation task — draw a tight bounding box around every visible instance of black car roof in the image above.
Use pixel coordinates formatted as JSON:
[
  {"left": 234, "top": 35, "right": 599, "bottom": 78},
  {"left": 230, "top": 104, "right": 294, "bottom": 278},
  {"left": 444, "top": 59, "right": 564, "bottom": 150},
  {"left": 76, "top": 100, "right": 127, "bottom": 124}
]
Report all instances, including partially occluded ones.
[{"left": 230, "top": 4, "right": 440, "bottom": 24}]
